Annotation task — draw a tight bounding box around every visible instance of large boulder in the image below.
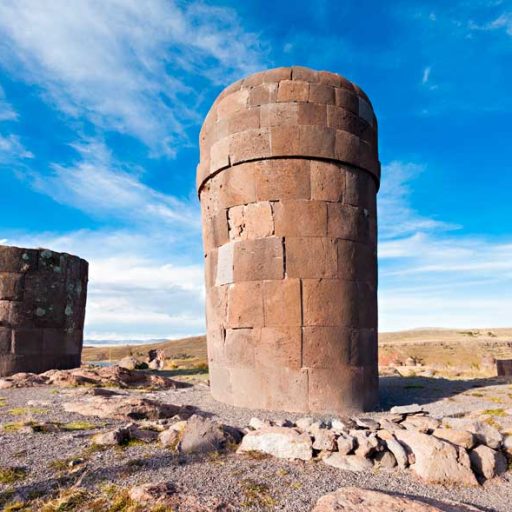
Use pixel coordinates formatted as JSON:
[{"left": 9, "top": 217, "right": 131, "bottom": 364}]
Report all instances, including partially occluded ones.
[
  {"left": 432, "top": 428, "right": 475, "bottom": 449},
  {"left": 312, "top": 487, "right": 483, "bottom": 512},
  {"left": 441, "top": 418, "right": 502, "bottom": 449},
  {"left": 393, "top": 429, "right": 478, "bottom": 486},
  {"left": 237, "top": 426, "right": 312, "bottom": 461}
]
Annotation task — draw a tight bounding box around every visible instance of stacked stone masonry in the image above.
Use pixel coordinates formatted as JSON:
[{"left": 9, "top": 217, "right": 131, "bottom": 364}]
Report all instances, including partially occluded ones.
[
  {"left": 0, "top": 245, "right": 88, "bottom": 376},
  {"left": 198, "top": 66, "right": 380, "bottom": 414}
]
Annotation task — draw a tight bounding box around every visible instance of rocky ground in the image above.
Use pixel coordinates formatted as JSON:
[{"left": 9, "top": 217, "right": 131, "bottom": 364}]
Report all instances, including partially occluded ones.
[{"left": 2, "top": 369, "right": 512, "bottom": 511}]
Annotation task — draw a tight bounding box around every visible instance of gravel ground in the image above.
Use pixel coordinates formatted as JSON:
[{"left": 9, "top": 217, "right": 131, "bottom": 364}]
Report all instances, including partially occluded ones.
[{"left": 1, "top": 375, "right": 512, "bottom": 511}]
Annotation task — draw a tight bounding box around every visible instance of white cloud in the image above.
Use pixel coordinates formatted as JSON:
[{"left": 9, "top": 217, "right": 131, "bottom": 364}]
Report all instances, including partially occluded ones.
[
  {"left": 0, "top": 84, "right": 17, "bottom": 122},
  {"left": 378, "top": 161, "right": 512, "bottom": 331},
  {"left": 6, "top": 228, "right": 205, "bottom": 341},
  {"left": 0, "top": 133, "right": 33, "bottom": 163},
  {"left": 469, "top": 12, "right": 512, "bottom": 36},
  {"left": 422, "top": 66, "right": 431, "bottom": 84},
  {"left": 29, "top": 138, "right": 199, "bottom": 229},
  {"left": 0, "top": 0, "right": 267, "bottom": 156}
]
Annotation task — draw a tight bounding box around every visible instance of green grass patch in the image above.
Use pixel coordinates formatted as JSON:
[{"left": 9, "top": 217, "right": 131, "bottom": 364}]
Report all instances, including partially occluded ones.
[
  {"left": 0, "top": 467, "right": 27, "bottom": 484},
  {"left": 240, "top": 479, "right": 276, "bottom": 508},
  {"left": 61, "top": 421, "right": 99, "bottom": 431},
  {"left": 8, "top": 407, "right": 47, "bottom": 416},
  {"left": 482, "top": 408, "right": 507, "bottom": 417}
]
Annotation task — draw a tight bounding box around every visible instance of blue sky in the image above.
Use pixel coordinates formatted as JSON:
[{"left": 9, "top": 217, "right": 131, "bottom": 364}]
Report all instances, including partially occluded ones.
[{"left": 1, "top": 0, "right": 511, "bottom": 341}]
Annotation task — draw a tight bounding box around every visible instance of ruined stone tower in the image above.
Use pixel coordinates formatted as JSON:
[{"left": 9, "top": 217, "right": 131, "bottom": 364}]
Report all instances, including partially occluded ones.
[
  {"left": 197, "top": 66, "right": 380, "bottom": 413},
  {"left": 0, "top": 245, "right": 88, "bottom": 376}
]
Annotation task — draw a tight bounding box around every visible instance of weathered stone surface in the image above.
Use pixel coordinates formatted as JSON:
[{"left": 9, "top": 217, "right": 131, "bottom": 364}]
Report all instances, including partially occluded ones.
[
  {"left": 323, "top": 453, "right": 373, "bottom": 471},
  {"left": 432, "top": 428, "right": 475, "bottom": 449},
  {"left": 336, "top": 433, "right": 356, "bottom": 455},
  {"left": 393, "top": 429, "right": 478, "bottom": 486},
  {"left": 312, "top": 487, "right": 483, "bottom": 512},
  {"left": 402, "top": 415, "right": 440, "bottom": 433},
  {"left": 441, "top": 418, "right": 502, "bottom": 449},
  {"left": 390, "top": 404, "right": 424, "bottom": 415},
  {"left": 382, "top": 436, "right": 409, "bottom": 468},
  {"left": 237, "top": 426, "right": 313, "bottom": 460},
  {"left": 312, "top": 428, "right": 337, "bottom": 451},
  {"left": 469, "top": 444, "right": 507, "bottom": 479},
  {"left": 0, "top": 245, "right": 88, "bottom": 377},
  {"left": 92, "top": 428, "right": 130, "bottom": 446},
  {"left": 179, "top": 415, "right": 228, "bottom": 454},
  {"left": 198, "top": 67, "right": 379, "bottom": 414}
]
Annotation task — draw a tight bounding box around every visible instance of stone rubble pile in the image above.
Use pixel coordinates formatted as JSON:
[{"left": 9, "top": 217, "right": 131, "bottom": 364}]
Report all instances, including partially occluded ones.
[
  {"left": 238, "top": 404, "right": 510, "bottom": 486},
  {"left": 78, "top": 400, "right": 510, "bottom": 486},
  {"left": 0, "top": 364, "right": 186, "bottom": 390}
]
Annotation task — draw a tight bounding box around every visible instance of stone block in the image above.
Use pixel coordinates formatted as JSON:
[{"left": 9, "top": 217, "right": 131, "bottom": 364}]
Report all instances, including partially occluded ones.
[
  {"left": 206, "top": 285, "right": 228, "bottom": 326},
  {"left": 0, "top": 272, "right": 24, "bottom": 300},
  {"left": 215, "top": 88, "right": 249, "bottom": 120},
  {"left": 254, "top": 159, "right": 311, "bottom": 202},
  {"left": 327, "top": 204, "right": 370, "bottom": 242},
  {"left": 345, "top": 168, "right": 377, "bottom": 212},
  {"left": 310, "top": 161, "right": 345, "bottom": 202},
  {"left": 206, "top": 326, "right": 225, "bottom": 365},
  {"left": 298, "top": 103, "right": 327, "bottom": 126},
  {"left": 357, "top": 282, "right": 377, "bottom": 329},
  {"left": 298, "top": 125, "right": 335, "bottom": 159},
  {"left": 277, "top": 80, "right": 309, "bottom": 102},
  {"left": 262, "top": 279, "right": 301, "bottom": 326},
  {"left": 263, "top": 67, "right": 292, "bottom": 82},
  {"left": 0, "top": 247, "right": 38, "bottom": 273},
  {"left": 335, "top": 88, "right": 359, "bottom": 114},
  {"left": 335, "top": 129, "right": 360, "bottom": 163},
  {"left": 229, "top": 128, "right": 271, "bottom": 164},
  {"left": 215, "top": 243, "right": 235, "bottom": 286},
  {"left": 209, "top": 136, "right": 230, "bottom": 173},
  {"left": 286, "top": 237, "right": 337, "bottom": 278},
  {"left": 42, "top": 328, "right": 66, "bottom": 353},
  {"left": 292, "top": 66, "right": 318, "bottom": 82},
  {"left": 0, "top": 327, "right": 11, "bottom": 353},
  {"left": 232, "top": 237, "right": 284, "bottom": 282},
  {"left": 337, "top": 240, "right": 377, "bottom": 282},
  {"left": 349, "top": 328, "right": 378, "bottom": 367},
  {"left": 256, "top": 326, "right": 302, "bottom": 369},
  {"left": 218, "top": 164, "right": 258, "bottom": 208},
  {"left": 12, "top": 328, "right": 43, "bottom": 355},
  {"left": 309, "top": 83, "right": 335, "bottom": 104},
  {"left": 260, "top": 102, "right": 298, "bottom": 126},
  {"left": 227, "top": 108, "right": 260, "bottom": 134},
  {"left": 209, "top": 364, "right": 233, "bottom": 404},
  {"left": 308, "top": 367, "right": 362, "bottom": 414},
  {"left": 202, "top": 210, "right": 229, "bottom": 251},
  {"left": 327, "top": 105, "right": 360, "bottom": 132},
  {"left": 204, "top": 250, "right": 218, "bottom": 289},
  {"left": 318, "top": 71, "right": 342, "bottom": 87},
  {"left": 270, "top": 125, "right": 301, "bottom": 156},
  {"left": 227, "top": 281, "right": 264, "bottom": 328},
  {"left": 224, "top": 328, "right": 258, "bottom": 367},
  {"left": 302, "top": 279, "right": 358, "bottom": 327},
  {"left": 228, "top": 202, "right": 274, "bottom": 241},
  {"left": 302, "top": 326, "right": 352, "bottom": 368},
  {"left": 248, "top": 82, "right": 278, "bottom": 106},
  {"left": 358, "top": 96, "right": 375, "bottom": 127},
  {"left": 273, "top": 200, "right": 327, "bottom": 237}
]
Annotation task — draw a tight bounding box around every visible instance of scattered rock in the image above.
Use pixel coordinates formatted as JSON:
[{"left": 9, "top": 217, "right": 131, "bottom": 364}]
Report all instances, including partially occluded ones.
[
  {"left": 312, "top": 429, "right": 337, "bottom": 451},
  {"left": 402, "top": 416, "right": 440, "bottom": 433},
  {"left": 92, "top": 427, "right": 130, "bottom": 446},
  {"left": 129, "top": 482, "right": 176, "bottom": 506},
  {"left": 118, "top": 356, "right": 139, "bottom": 371},
  {"left": 432, "top": 428, "right": 475, "bottom": 449},
  {"left": 390, "top": 404, "right": 424, "bottom": 415},
  {"left": 323, "top": 453, "right": 373, "bottom": 471},
  {"left": 353, "top": 417, "right": 380, "bottom": 430},
  {"left": 441, "top": 419, "right": 502, "bottom": 449},
  {"left": 312, "top": 486, "right": 483, "bottom": 512},
  {"left": 63, "top": 395, "right": 190, "bottom": 421},
  {"left": 295, "top": 417, "right": 314, "bottom": 431},
  {"left": 159, "top": 428, "right": 181, "bottom": 449},
  {"left": 469, "top": 445, "right": 507, "bottom": 479},
  {"left": 179, "top": 415, "right": 228, "bottom": 455},
  {"left": 337, "top": 433, "right": 356, "bottom": 455},
  {"left": 126, "top": 423, "right": 159, "bottom": 443},
  {"left": 352, "top": 430, "right": 379, "bottom": 458},
  {"left": 382, "top": 436, "right": 409, "bottom": 469},
  {"left": 393, "top": 429, "right": 478, "bottom": 486},
  {"left": 249, "top": 417, "right": 272, "bottom": 430},
  {"left": 237, "top": 426, "right": 312, "bottom": 461},
  {"left": 374, "top": 449, "right": 397, "bottom": 469}
]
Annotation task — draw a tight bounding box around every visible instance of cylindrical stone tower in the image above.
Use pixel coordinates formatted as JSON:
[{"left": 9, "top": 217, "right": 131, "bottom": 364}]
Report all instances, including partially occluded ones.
[
  {"left": 197, "top": 66, "right": 379, "bottom": 414},
  {"left": 0, "top": 245, "right": 88, "bottom": 376}
]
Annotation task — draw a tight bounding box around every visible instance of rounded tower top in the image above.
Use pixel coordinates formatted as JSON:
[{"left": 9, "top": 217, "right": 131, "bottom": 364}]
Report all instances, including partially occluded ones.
[{"left": 197, "top": 66, "right": 380, "bottom": 193}]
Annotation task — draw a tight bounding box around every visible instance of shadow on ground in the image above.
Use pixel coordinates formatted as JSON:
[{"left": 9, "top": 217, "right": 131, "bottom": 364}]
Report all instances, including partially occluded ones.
[{"left": 378, "top": 375, "right": 509, "bottom": 411}]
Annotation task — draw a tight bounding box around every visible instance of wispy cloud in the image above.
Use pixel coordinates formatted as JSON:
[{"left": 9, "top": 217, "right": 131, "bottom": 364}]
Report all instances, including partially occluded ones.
[
  {"left": 0, "top": 0, "right": 267, "bottom": 156},
  {"left": 0, "top": 84, "right": 17, "bottom": 122},
  {"left": 469, "top": 12, "right": 512, "bottom": 36},
  {"left": 29, "top": 138, "right": 199, "bottom": 229},
  {"left": 378, "top": 161, "right": 512, "bottom": 331}
]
